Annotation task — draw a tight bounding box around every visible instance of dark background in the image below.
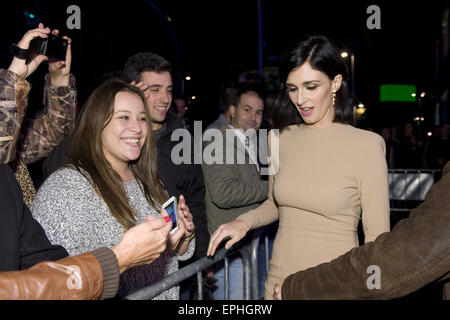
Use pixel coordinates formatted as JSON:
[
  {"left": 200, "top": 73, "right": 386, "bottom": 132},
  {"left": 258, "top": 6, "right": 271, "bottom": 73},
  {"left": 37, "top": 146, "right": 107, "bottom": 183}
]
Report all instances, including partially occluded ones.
[
  {"left": 0, "top": 0, "right": 448, "bottom": 129},
  {"left": 0, "top": 0, "right": 448, "bottom": 300}
]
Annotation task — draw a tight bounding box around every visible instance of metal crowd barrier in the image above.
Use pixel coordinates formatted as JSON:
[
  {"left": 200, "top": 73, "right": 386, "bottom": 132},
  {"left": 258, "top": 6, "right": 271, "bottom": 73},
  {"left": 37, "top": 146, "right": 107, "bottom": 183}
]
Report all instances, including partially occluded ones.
[
  {"left": 388, "top": 168, "right": 441, "bottom": 212},
  {"left": 125, "top": 232, "right": 261, "bottom": 300},
  {"left": 125, "top": 169, "right": 441, "bottom": 300}
]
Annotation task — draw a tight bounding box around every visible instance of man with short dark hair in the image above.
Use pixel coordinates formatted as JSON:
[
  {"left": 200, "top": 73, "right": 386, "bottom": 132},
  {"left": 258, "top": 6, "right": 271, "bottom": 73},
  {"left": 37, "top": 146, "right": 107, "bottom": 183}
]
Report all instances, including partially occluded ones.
[{"left": 124, "top": 52, "right": 174, "bottom": 131}]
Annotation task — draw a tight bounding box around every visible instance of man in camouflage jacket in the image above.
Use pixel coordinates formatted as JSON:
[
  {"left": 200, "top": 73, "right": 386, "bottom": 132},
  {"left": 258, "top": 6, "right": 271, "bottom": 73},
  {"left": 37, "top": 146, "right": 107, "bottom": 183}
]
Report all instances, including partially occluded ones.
[{"left": 0, "top": 24, "right": 77, "bottom": 205}]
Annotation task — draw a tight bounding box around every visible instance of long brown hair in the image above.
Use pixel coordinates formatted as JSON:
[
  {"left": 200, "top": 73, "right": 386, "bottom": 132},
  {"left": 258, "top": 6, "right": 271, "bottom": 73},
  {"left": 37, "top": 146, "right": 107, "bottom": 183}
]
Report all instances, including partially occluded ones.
[{"left": 69, "top": 79, "right": 167, "bottom": 230}]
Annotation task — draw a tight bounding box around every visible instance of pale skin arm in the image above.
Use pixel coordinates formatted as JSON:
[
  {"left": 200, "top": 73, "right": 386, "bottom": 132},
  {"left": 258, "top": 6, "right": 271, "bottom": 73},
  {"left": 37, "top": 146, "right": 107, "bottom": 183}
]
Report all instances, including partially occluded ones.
[
  {"left": 176, "top": 195, "right": 195, "bottom": 255},
  {"left": 111, "top": 212, "right": 172, "bottom": 274}
]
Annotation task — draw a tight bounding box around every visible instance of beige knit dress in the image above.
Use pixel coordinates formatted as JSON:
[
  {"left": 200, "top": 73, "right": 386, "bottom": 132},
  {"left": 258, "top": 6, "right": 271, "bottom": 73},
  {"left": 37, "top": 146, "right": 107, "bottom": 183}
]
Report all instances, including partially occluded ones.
[{"left": 238, "top": 123, "right": 390, "bottom": 299}]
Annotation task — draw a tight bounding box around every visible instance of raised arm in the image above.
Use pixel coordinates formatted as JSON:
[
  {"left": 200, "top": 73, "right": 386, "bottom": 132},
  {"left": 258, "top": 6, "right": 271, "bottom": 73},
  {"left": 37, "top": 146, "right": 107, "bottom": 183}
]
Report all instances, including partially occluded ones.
[
  {"left": 1, "top": 24, "right": 76, "bottom": 164},
  {"left": 18, "top": 29, "right": 77, "bottom": 164},
  {"left": 0, "top": 24, "right": 51, "bottom": 163}
]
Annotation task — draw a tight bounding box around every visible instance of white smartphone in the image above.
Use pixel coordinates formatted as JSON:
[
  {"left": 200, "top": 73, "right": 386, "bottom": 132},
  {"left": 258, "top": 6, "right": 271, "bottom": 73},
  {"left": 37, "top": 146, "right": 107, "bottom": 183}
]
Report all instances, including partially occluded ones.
[{"left": 162, "top": 196, "right": 178, "bottom": 235}]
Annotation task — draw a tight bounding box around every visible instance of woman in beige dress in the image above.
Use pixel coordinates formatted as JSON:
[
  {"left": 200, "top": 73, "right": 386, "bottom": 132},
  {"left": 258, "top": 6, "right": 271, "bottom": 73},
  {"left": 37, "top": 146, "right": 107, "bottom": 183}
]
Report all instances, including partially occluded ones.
[{"left": 207, "top": 35, "right": 390, "bottom": 300}]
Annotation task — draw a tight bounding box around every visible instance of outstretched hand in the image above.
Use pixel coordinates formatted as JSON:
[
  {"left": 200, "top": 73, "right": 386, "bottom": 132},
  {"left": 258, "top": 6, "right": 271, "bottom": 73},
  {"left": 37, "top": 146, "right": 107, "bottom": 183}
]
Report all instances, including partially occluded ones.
[
  {"left": 112, "top": 213, "right": 172, "bottom": 273},
  {"left": 207, "top": 219, "right": 249, "bottom": 256}
]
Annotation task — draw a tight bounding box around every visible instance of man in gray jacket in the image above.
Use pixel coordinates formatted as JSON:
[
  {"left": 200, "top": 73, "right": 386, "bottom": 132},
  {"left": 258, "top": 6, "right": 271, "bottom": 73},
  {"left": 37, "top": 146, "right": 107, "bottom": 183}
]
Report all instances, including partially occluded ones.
[
  {"left": 274, "top": 161, "right": 450, "bottom": 300},
  {"left": 202, "top": 84, "right": 267, "bottom": 299}
]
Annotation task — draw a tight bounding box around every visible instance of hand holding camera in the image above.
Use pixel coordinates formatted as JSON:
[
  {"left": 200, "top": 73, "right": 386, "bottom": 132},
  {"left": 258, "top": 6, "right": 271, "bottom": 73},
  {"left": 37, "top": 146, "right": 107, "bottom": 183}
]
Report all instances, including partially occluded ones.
[
  {"left": 8, "top": 23, "right": 72, "bottom": 85},
  {"left": 46, "top": 29, "right": 72, "bottom": 86}
]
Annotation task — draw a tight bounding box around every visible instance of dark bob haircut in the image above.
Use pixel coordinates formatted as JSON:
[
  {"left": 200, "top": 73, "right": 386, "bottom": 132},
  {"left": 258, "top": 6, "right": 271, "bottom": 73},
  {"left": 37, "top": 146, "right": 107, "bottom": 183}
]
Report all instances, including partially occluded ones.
[{"left": 273, "top": 35, "right": 355, "bottom": 131}]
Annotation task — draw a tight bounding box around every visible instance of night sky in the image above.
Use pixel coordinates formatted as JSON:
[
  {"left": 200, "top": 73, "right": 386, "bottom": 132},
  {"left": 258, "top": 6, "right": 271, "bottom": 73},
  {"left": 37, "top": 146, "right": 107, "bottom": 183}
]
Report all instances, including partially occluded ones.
[{"left": 0, "top": 0, "right": 448, "bottom": 129}]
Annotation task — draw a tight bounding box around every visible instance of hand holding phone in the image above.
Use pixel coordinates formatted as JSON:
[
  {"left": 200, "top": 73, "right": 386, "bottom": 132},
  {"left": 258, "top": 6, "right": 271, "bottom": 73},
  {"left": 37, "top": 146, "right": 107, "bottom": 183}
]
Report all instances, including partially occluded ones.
[
  {"left": 177, "top": 195, "right": 195, "bottom": 238},
  {"left": 162, "top": 196, "right": 178, "bottom": 235}
]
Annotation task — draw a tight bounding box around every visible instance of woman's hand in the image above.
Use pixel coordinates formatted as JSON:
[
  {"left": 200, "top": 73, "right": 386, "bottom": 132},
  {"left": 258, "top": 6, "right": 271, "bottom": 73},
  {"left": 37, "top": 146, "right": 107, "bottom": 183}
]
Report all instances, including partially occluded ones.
[
  {"left": 207, "top": 219, "right": 249, "bottom": 256},
  {"left": 273, "top": 279, "right": 284, "bottom": 300},
  {"left": 48, "top": 29, "right": 72, "bottom": 86},
  {"left": 166, "top": 207, "right": 186, "bottom": 251},
  {"left": 171, "top": 195, "right": 196, "bottom": 256},
  {"left": 8, "top": 23, "right": 50, "bottom": 79},
  {"left": 164, "top": 195, "right": 196, "bottom": 255},
  {"left": 178, "top": 195, "right": 195, "bottom": 239}
]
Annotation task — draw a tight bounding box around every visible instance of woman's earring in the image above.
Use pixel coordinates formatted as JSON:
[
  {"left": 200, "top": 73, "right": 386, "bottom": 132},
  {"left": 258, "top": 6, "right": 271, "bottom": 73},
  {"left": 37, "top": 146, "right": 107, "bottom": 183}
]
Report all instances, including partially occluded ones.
[{"left": 332, "top": 90, "right": 336, "bottom": 107}]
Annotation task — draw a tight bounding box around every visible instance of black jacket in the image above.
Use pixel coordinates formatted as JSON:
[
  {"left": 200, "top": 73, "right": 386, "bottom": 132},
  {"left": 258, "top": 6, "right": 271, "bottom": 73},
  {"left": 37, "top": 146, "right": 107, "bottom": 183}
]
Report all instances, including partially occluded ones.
[
  {"left": 0, "top": 164, "right": 68, "bottom": 271},
  {"left": 43, "top": 112, "right": 209, "bottom": 260},
  {"left": 156, "top": 112, "right": 208, "bottom": 260}
]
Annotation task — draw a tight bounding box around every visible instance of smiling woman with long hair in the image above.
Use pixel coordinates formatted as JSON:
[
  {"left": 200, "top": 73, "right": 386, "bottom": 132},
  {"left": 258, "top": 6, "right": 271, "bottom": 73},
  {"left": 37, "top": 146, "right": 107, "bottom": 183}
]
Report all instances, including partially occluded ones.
[
  {"left": 69, "top": 80, "right": 166, "bottom": 229},
  {"left": 31, "top": 79, "right": 195, "bottom": 299}
]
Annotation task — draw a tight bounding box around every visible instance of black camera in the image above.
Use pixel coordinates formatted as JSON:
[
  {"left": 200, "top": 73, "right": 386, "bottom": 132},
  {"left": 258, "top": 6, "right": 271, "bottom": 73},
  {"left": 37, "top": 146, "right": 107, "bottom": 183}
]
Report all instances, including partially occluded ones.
[{"left": 27, "top": 34, "right": 68, "bottom": 64}]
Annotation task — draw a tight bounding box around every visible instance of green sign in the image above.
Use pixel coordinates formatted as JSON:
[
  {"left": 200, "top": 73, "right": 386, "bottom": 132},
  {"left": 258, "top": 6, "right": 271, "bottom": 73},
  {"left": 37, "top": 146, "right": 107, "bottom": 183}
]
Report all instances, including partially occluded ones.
[{"left": 380, "top": 84, "right": 416, "bottom": 102}]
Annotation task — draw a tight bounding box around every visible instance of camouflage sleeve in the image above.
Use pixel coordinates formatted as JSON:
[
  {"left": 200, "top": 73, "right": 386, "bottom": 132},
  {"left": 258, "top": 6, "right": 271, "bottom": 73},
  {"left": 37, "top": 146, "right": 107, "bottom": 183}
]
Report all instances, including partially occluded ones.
[
  {"left": 0, "top": 68, "right": 31, "bottom": 164},
  {"left": 18, "top": 73, "right": 77, "bottom": 164}
]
